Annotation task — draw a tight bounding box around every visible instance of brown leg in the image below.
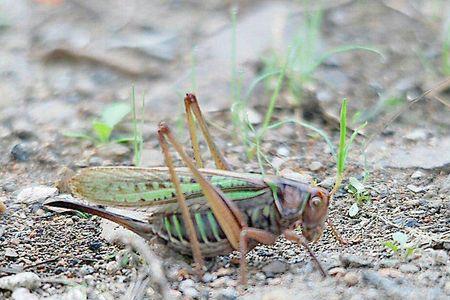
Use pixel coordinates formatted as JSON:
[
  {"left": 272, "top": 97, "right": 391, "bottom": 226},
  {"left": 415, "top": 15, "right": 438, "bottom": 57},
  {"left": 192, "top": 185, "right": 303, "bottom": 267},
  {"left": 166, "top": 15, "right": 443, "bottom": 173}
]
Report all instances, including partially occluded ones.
[
  {"left": 158, "top": 126, "right": 205, "bottom": 276},
  {"left": 239, "top": 228, "right": 278, "bottom": 285},
  {"left": 158, "top": 122, "right": 245, "bottom": 251},
  {"left": 184, "top": 93, "right": 230, "bottom": 170},
  {"left": 327, "top": 219, "right": 349, "bottom": 245},
  {"left": 283, "top": 230, "right": 327, "bottom": 277}
]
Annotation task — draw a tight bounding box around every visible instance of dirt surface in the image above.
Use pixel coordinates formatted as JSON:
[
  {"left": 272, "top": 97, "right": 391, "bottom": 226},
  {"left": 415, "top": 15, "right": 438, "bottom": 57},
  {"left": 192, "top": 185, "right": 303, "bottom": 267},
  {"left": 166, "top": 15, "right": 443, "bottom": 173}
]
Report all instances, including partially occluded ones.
[{"left": 1, "top": 1, "right": 450, "bottom": 299}]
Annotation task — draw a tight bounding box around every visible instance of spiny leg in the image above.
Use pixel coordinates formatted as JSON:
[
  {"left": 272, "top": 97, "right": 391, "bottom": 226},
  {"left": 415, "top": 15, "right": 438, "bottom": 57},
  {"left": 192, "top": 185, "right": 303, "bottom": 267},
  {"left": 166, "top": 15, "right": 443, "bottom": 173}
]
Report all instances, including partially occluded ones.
[
  {"left": 327, "top": 219, "right": 349, "bottom": 245},
  {"left": 158, "top": 126, "right": 205, "bottom": 276},
  {"left": 283, "top": 229, "right": 327, "bottom": 277},
  {"left": 184, "top": 93, "right": 230, "bottom": 170},
  {"left": 158, "top": 122, "right": 245, "bottom": 251},
  {"left": 239, "top": 228, "right": 278, "bottom": 285}
]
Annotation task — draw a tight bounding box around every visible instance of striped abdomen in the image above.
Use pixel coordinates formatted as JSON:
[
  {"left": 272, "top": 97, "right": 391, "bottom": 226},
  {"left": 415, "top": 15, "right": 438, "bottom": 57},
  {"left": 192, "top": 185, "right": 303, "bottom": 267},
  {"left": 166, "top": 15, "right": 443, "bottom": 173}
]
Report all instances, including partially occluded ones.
[{"left": 150, "top": 190, "right": 281, "bottom": 257}]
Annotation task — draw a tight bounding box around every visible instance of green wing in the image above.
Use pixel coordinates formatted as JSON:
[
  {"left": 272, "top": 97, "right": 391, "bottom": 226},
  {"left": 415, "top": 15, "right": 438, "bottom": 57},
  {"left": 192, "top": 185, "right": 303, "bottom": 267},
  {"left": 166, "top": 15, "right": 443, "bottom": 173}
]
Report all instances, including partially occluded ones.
[{"left": 68, "top": 166, "right": 268, "bottom": 207}]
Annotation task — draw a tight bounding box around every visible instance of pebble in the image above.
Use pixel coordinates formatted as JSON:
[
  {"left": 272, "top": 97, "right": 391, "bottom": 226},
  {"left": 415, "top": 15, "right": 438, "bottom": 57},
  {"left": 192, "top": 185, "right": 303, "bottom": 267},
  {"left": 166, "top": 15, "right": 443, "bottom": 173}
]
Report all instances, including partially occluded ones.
[
  {"left": 399, "top": 264, "right": 419, "bottom": 273},
  {"left": 319, "top": 176, "right": 335, "bottom": 189},
  {"left": 5, "top": 248, "right": 19, "bottom": 258},
  {"left": 276, "top": 147, "right": 289, "bottom": 157},
  {"left": 202, "top": 272, "right": 217, "bottom": 283},
  {"left": 105, "top": 261, "right": 119, "bottom": 274},
  {"left": 262, "top": 260, "right": 288, "bottom": 277},
  {"left": 97, "top": 143, "right": 130, "bottom": 160},
  {"left": 308, "top": 161, "right": 323, "bottom": 171},
  {"left": 339, "top": 254, "right": 373, "bottom": 268},
  {"left": 182, "top": 287, "right": 199, "bottom": 298},
  {"left": 433, "top": 250, "right": 448, "bottom": 265},
  {"left": 379, "top": 259, "right": 399, "bottom": 268},
  {"left": 328, "top": 267, "right": 346, "bottom": 277},
  {"left": 411, "top": 170, "right": 424, "bottom": 179},
  {"left": 343, "top": 272, "right": 359, "bottom": 286},
  {"left": 378, "top": 268, "right": 403, "bottom": 278},
  {"left": 11, "top": 288, "right": 39, "bottom": 300},
  {"left": 0, "top": 272, "right": 41, "bottom": 290},
  {"left": 80, "top": 265, "right": 95, "bottom": 275},
  {"left": 406, "top": 184, "right": 424, "bottom": 193},
  {"left": 10, "top": 143, "right": 37, "bottom": 162},
  {"left": 404, "top": 129, "right": 428, "bottom": 141},
  {"left": 16, "top": 185, "right": 58, "bottom": 204},
  {"left": 216, "top": 287, "right": 238, "bottom": 300},
  {"left": 179, "top": 279, "right": 198, "bottom": 298}
]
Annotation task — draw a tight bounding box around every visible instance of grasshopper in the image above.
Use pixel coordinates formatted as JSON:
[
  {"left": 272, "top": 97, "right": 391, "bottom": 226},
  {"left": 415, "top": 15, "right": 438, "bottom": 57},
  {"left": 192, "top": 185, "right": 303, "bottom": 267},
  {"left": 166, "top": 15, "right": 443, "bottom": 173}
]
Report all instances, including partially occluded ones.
[{"left": 47, "top": 94, "right": 341, "bottom": 284}]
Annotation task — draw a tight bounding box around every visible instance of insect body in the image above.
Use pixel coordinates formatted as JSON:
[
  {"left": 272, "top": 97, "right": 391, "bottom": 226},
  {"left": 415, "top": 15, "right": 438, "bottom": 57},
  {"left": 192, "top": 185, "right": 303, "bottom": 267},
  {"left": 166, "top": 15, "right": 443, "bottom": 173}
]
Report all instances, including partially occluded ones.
[{"left": 47, "top": 94, "right": 331, "bottom": 283}]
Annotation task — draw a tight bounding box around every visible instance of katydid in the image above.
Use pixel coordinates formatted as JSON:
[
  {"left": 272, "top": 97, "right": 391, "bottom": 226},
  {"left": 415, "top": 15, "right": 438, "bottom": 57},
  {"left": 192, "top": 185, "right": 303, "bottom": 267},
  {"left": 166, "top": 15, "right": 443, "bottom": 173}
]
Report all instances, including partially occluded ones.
[{"left": 47, "top": 94, "right": 341, "bottom": 284}]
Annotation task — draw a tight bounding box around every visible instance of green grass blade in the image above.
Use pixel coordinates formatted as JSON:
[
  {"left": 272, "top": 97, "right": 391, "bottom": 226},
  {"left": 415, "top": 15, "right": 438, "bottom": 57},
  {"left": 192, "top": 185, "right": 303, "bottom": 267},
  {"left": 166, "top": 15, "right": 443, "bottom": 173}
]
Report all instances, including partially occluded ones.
[
  {"left": 312, "top": 45, "right": 385, "bottom": 71},
  {"left": 244, "top": 70, "right": 281, "bottom": 101},
  {"left": 337, "top": 98, "right": 347, "bottom": 176}
]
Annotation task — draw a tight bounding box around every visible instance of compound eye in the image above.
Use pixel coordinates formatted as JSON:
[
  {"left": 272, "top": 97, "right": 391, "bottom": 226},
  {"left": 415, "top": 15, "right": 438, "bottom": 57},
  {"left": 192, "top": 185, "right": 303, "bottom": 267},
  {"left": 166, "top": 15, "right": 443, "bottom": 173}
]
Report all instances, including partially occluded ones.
[{"left": 311, "top": 196, "right": 322, "bottom": 207}]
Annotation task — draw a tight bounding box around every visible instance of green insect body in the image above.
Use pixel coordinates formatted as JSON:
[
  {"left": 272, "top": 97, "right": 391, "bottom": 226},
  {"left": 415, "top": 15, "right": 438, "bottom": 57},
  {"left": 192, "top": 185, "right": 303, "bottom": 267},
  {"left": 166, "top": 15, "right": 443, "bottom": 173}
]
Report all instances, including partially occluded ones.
[{"left": 55, "top": 166, "right": 320, "bottom": 257}]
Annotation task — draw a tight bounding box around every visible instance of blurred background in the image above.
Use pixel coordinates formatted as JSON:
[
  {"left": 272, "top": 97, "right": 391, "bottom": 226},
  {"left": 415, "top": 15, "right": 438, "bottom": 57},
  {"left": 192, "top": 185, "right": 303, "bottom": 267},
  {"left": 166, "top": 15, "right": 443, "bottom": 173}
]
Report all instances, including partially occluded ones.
[{"left": 1, "top": 1, "right": 450, "bottom": 299}]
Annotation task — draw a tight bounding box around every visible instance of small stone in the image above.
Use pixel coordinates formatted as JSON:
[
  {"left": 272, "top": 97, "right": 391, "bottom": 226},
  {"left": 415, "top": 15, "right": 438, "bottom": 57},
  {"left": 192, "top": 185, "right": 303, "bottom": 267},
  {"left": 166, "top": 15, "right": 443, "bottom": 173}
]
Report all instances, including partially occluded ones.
[
  {"left": 0, "top": 272, "right": 41, "bottom": 290},
  {"left": 267, "top": 277, "right": 282, "bottom": 285},
  {"left": 16, "top": 186, "right": 58, "bottom": 204},
  {"left": 202, "top": 272, "right": 217, "bottom": 283},
  {"left": 434, "top": 250, "right": 448, "bottom": 265},
  {"left": 411, "top": 170, "right": 424, "bottom": 179},
  {"left": 328, "top": 267, "right": 346, "bottom": 276},
  {"left": 5, "top": 248, "right": 19, "bottom": 258},
  {"left": 343, "top": 272, "right": 359, "bottom": 286},
  {"left": 10, "top": 143, "right": 37, "bottom": 162},
  {"left": 209, "top": 277, "right": 228, "bottom": 288},
  {"left": 80, "top": 265, "right": 95, "bottom": 275},
  {"left": 399, "top": 264, "right": 419, "bottom": 273},
  {"left": 407, "top": 184, "right": 424, "bottom": 193},
  {"left": 247, "top": 108, "right": 262, "bottom": 124},
  {"left": 65, "top": 218, "right": 74, "bottom": 225},
  {"left": 262, "top": 260, "right": 288, "bottom": 277},
  {"left": 11, "top": 288, "right": 39, "bottom": 300},
  {"left": 404, "top": 129, "right": 428, "bottom": 141},
  {"left": 97, "top": 144, "right": 130, "bottom": 160},
  {"left": 339, "top": 254, "right": 372, "bottom": 268},
  {"left": 378, "top": 268, "right": 403, "bottom": 278},
  {"left": 88, "top": 241, "right": 102, "bottom": 251},
  {"left": 276, "top": 147, "right": 289, "bottom": 157},
  {"left": 215, "top": 267, "right": 234, "bottom": 277},
  {"left": 308, "top": 161, "right": 323, "bottom": 171},
  {"left": 379, "top": 259, "right": 399, "bottom": 268},
  {"left": 319, "top": 177, "right": 335, "bottom": 189},
  {"left": 217, "top": 287, "right": 238, "bottom": 300},
  {"left": 106, "top": 261, "right": 119, "bottom": 274},
  {"left": 182, "top": 287, "right": 199, "bottom": 298},
  {"left": 179, "top": 279, "right": 195, "bottom": 290}
]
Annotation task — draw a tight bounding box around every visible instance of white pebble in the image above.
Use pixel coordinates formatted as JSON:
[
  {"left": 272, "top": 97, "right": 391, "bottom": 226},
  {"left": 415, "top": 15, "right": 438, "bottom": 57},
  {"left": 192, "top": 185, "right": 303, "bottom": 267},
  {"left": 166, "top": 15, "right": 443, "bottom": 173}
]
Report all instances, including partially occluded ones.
[
  {"left": 12, "top": 288, "right": 39, "bottom": 300},
  {"left": 16, "top": 186, "right": 58, "bottom": 204},
  {"left": 0, "top": 272, "right": 41, "bottom": 291}
]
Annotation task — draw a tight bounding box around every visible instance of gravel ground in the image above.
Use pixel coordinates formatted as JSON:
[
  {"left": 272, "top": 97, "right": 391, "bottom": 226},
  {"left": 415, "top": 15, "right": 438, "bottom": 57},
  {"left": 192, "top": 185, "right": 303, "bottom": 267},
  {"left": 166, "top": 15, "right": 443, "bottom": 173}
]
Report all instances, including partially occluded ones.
[{"left": 1, "top": 0, "right": 449, "bottom": 299}]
